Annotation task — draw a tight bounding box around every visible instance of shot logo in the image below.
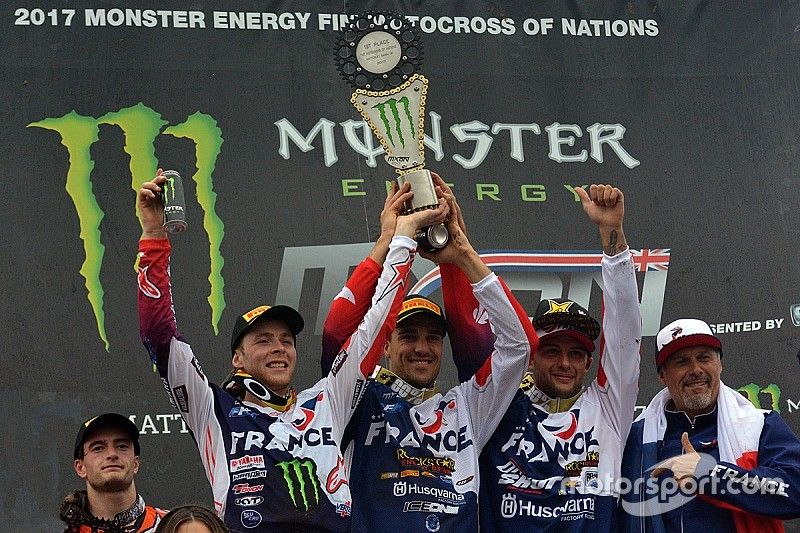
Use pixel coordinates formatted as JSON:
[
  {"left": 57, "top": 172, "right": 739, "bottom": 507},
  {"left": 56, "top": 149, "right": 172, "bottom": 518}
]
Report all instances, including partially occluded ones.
[
  {"left": 373, "top": 97, "right": 414, "bottom": 149},
  {"left": 29, "top": 103, "right": 226, "bottom": 349},
  {"left": 277, "top": 459, "right": 321, "bottom": 511}
]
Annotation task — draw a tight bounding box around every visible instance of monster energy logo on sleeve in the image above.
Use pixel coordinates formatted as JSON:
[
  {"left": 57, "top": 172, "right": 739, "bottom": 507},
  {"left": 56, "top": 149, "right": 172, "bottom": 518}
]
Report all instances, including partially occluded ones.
[
  {"left": 373, "top": 97, "right": 415, "bottom": 148},
  {"left": 277, "top": 459, "right": 320, "bottom": 511},
  {"left": 28, "top": 103, "right": 226, "bottom": 349}
]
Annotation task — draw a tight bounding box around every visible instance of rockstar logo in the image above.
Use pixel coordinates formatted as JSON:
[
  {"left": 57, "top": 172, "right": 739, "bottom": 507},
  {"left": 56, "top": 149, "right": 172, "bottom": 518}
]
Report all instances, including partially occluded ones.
[{"left": 545, "top": 300, "right": 573, "bottom": 314}]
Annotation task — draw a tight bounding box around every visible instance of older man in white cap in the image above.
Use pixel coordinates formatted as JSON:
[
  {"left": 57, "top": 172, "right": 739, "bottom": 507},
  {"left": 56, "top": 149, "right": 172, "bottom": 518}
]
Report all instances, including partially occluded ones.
[{"left": 620, "top": 318, "right": 800, "bottom": 532}]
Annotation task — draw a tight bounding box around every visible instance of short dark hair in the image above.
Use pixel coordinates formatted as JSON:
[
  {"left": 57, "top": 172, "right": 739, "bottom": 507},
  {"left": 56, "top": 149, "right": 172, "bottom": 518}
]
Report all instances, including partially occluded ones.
[{"left": 155, "top": 505, "right": 229, "bottom": 533}]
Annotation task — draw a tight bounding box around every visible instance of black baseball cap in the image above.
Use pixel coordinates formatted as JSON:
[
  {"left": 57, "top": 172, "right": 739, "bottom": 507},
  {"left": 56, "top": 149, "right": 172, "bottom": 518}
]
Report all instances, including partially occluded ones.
[
  {"left": 74, "top": 413, "right": 140, "bottom": 459},
  {"left": 397, "top": 295, "right": 447, "bottom": 335},
  {"left": 230, "top": 305, "right": 305, "bottom": 352},
  {"left": 531, "top": 298, "right": 601, "bottom": 353}
]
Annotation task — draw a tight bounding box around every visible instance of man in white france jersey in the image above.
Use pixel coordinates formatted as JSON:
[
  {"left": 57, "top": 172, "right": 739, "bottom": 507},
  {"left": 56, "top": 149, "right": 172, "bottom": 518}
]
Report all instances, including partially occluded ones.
[
  {"left": 445, "top": 184, "right": 641, "bottom": 531},
  {"left": 136, "top": 171, "right": 448, "bottom": 532},
  {"left": 321, "top": 175, "right": 537, "bottom": 532}
]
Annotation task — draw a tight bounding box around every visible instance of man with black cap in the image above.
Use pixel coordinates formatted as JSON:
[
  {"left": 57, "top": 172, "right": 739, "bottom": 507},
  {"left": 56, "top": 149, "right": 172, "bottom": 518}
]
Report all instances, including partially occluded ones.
[
  {"left": 60, "top": 413, "right": 166, "bottom": 532},
  {"left": 438, "top": 183, "right": 642, "bottom": 531},
  {"left": 321, "top": 174, "right": 537, "bottom": 532},
  {"left": 135, "top": 171, "right": 448, "bottom": 532},
  {"left": 620, "top": 319, "right": 800, "bottom": 532}
]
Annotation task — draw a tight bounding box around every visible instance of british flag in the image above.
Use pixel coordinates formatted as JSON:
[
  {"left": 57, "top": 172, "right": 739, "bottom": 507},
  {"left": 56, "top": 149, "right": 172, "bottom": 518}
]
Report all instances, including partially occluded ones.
[
  {"left": 410, "top": 249, "right": 670, "bottom": 294},
  {"left": 629, "top": 248, "right": 671, "bottom": 272}
]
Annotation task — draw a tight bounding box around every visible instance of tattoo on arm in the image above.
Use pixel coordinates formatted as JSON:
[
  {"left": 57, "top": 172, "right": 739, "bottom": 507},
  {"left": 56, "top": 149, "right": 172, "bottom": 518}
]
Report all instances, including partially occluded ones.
[{"left": 604, "top": 230, "right": 619, "bottom": 256}]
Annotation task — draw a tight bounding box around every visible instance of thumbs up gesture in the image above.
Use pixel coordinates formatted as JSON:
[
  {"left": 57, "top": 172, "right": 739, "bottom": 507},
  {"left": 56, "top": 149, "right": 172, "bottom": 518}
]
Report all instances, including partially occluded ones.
[{"left": 651, "top": 432, "right": 702, "bottom": 491}]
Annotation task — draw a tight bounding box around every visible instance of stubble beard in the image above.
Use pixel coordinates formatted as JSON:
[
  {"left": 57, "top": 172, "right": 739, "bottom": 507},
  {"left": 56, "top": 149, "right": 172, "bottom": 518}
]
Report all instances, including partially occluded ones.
[
  {"left": 91, "top": 473, "right": 134, "bottom": 494},
  {"left": 681, "top": 387, "right": 714, "bottom": 412}
]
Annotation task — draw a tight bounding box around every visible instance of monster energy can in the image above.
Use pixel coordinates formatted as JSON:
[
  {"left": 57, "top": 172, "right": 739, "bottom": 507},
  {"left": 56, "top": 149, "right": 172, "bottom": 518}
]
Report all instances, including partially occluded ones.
[{"left": 161, "top": 170, "right": 187, "bottom": 234}]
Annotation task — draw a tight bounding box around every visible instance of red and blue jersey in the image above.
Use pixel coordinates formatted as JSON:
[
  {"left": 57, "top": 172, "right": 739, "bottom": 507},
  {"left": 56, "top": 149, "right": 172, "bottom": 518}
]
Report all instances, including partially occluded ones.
[
  {"left": 621, "top": 396, "right": 800, "bottom": 532},
  {"left": 321, "top": 257, "right": 536, "bottom": 532},
  {"left": 444, "top": 250, "right": 642, "bottom": 532},
  {"left": 138, "top": 236, "right": 416, "bottom": 532}
]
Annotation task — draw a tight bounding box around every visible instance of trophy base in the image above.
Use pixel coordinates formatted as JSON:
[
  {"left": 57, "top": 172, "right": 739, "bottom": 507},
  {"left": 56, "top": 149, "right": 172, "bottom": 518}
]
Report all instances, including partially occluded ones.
[{"left": 396, "top": 169, "right": 438, "bottom": 212}]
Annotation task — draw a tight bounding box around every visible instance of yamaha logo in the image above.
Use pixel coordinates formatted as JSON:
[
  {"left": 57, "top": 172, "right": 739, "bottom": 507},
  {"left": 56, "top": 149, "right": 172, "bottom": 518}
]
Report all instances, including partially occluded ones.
[{"left": 235, "top": 496, "right": 264, "bottom": 507}]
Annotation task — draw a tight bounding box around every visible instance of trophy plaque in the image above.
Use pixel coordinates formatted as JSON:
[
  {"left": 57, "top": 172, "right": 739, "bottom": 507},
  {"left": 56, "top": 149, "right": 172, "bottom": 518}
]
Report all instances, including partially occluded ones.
[{"left": 335, "top": 11, "right": 448, "bottom": 251}]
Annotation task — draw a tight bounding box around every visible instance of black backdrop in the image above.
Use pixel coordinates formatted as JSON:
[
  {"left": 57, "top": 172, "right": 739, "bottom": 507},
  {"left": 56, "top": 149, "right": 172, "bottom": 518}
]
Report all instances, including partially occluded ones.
[{"left": 2, "top": 2, "right": 800, "bottom": 530}]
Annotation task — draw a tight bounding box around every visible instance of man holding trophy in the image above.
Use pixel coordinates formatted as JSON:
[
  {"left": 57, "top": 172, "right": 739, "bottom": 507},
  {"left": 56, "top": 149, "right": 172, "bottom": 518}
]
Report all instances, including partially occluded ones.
[
  {"left": 321, "top": 175, "right": 536, "bottom": 532},
  {"left": 324, "top": 13, "right": 538, "bottom": 531}
]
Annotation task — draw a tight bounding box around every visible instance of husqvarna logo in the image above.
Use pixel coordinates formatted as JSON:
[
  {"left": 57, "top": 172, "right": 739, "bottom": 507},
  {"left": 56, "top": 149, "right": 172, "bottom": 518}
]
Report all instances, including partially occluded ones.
[
  {"left": 501, "top": 493, "right": 518, "bottom": 518},
  {"left": 393, "top": 481, "right": 407, "bottom": 496}
]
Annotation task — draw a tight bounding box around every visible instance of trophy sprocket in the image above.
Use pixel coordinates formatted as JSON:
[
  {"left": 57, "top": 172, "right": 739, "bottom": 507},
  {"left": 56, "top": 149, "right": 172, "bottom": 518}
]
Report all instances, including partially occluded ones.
[{"left": 335, "top": 11, "right": 424, "bottom": 92}]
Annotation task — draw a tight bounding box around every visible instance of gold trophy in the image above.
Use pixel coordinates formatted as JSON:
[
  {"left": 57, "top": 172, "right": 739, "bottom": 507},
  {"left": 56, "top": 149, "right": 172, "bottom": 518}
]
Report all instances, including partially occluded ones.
[{"left": 336, "top": 11, "right": 448, "bottom": 251}]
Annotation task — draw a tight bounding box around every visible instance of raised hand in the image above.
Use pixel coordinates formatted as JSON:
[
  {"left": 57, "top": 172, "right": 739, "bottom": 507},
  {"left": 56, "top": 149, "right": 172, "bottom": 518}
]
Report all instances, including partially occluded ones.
[
  {"left": 138, "top": 169, "right": 168, "bottom": 239},
  {"left": 650, "top": 432, "right": 701, "bottom": 491},
  {"left": 576, "top": 183, "right": 627, "bottom": 256},
  {"left": 395, "top": 193, "right": 449, "bottom": 239}
]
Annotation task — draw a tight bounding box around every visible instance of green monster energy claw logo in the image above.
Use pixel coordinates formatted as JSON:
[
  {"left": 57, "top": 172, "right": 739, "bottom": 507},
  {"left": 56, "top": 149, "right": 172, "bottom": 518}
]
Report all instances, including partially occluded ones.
[
  {"left": 738, "top": 383, "right": 781, "bottom": 413},
  {"left": 163, "top": 175, "right": 177, "bottom": 203},
  {"left": 373, "top": 96, "right": 414, "bottom": 148},
  {"left": 28, "top": 103, "right": 226, "bottom": 350},
  {"left": 277, "top": 459, "right": 320, "bottom": 511}
]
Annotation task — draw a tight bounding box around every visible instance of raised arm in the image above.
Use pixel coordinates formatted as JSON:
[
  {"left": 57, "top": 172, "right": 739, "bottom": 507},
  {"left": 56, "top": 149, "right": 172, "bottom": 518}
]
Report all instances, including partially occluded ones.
[
  {"left": 428, "top": 174, "right": 497, "bottom": 382},
  {"left": 424, "top": 178, "right": 537, "bottom": 450},
  {"left": 137, "top": 170, "right": 183, "bottom": 379},
  {"left": 321, "top": 183, "right": 410, "bottom": 375},
  {"left": 577, "top": 184, "right": 641, "bottom": 437}
]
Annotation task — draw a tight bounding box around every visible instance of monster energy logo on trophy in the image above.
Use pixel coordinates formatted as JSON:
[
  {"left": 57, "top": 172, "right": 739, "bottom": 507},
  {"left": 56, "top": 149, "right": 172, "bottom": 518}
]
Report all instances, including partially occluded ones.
[
  {"left": 277, "top": 459, "right": 321, "bottom": 511},
  {"left": 336, "top": 11, "right": 448, "bottom": 251}
]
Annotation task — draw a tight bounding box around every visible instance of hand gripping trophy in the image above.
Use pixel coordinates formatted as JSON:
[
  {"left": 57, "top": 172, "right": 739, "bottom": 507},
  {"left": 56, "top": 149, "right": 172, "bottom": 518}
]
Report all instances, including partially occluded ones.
[{"left": 335, "top": 11, "right": 449, "bottom": 251}]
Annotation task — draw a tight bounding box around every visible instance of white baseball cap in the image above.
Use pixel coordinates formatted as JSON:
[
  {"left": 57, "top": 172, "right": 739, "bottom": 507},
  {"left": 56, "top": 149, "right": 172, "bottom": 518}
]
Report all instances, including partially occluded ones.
[{"left": 656, "top": 318, "right": 722, "bottom": 367}]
